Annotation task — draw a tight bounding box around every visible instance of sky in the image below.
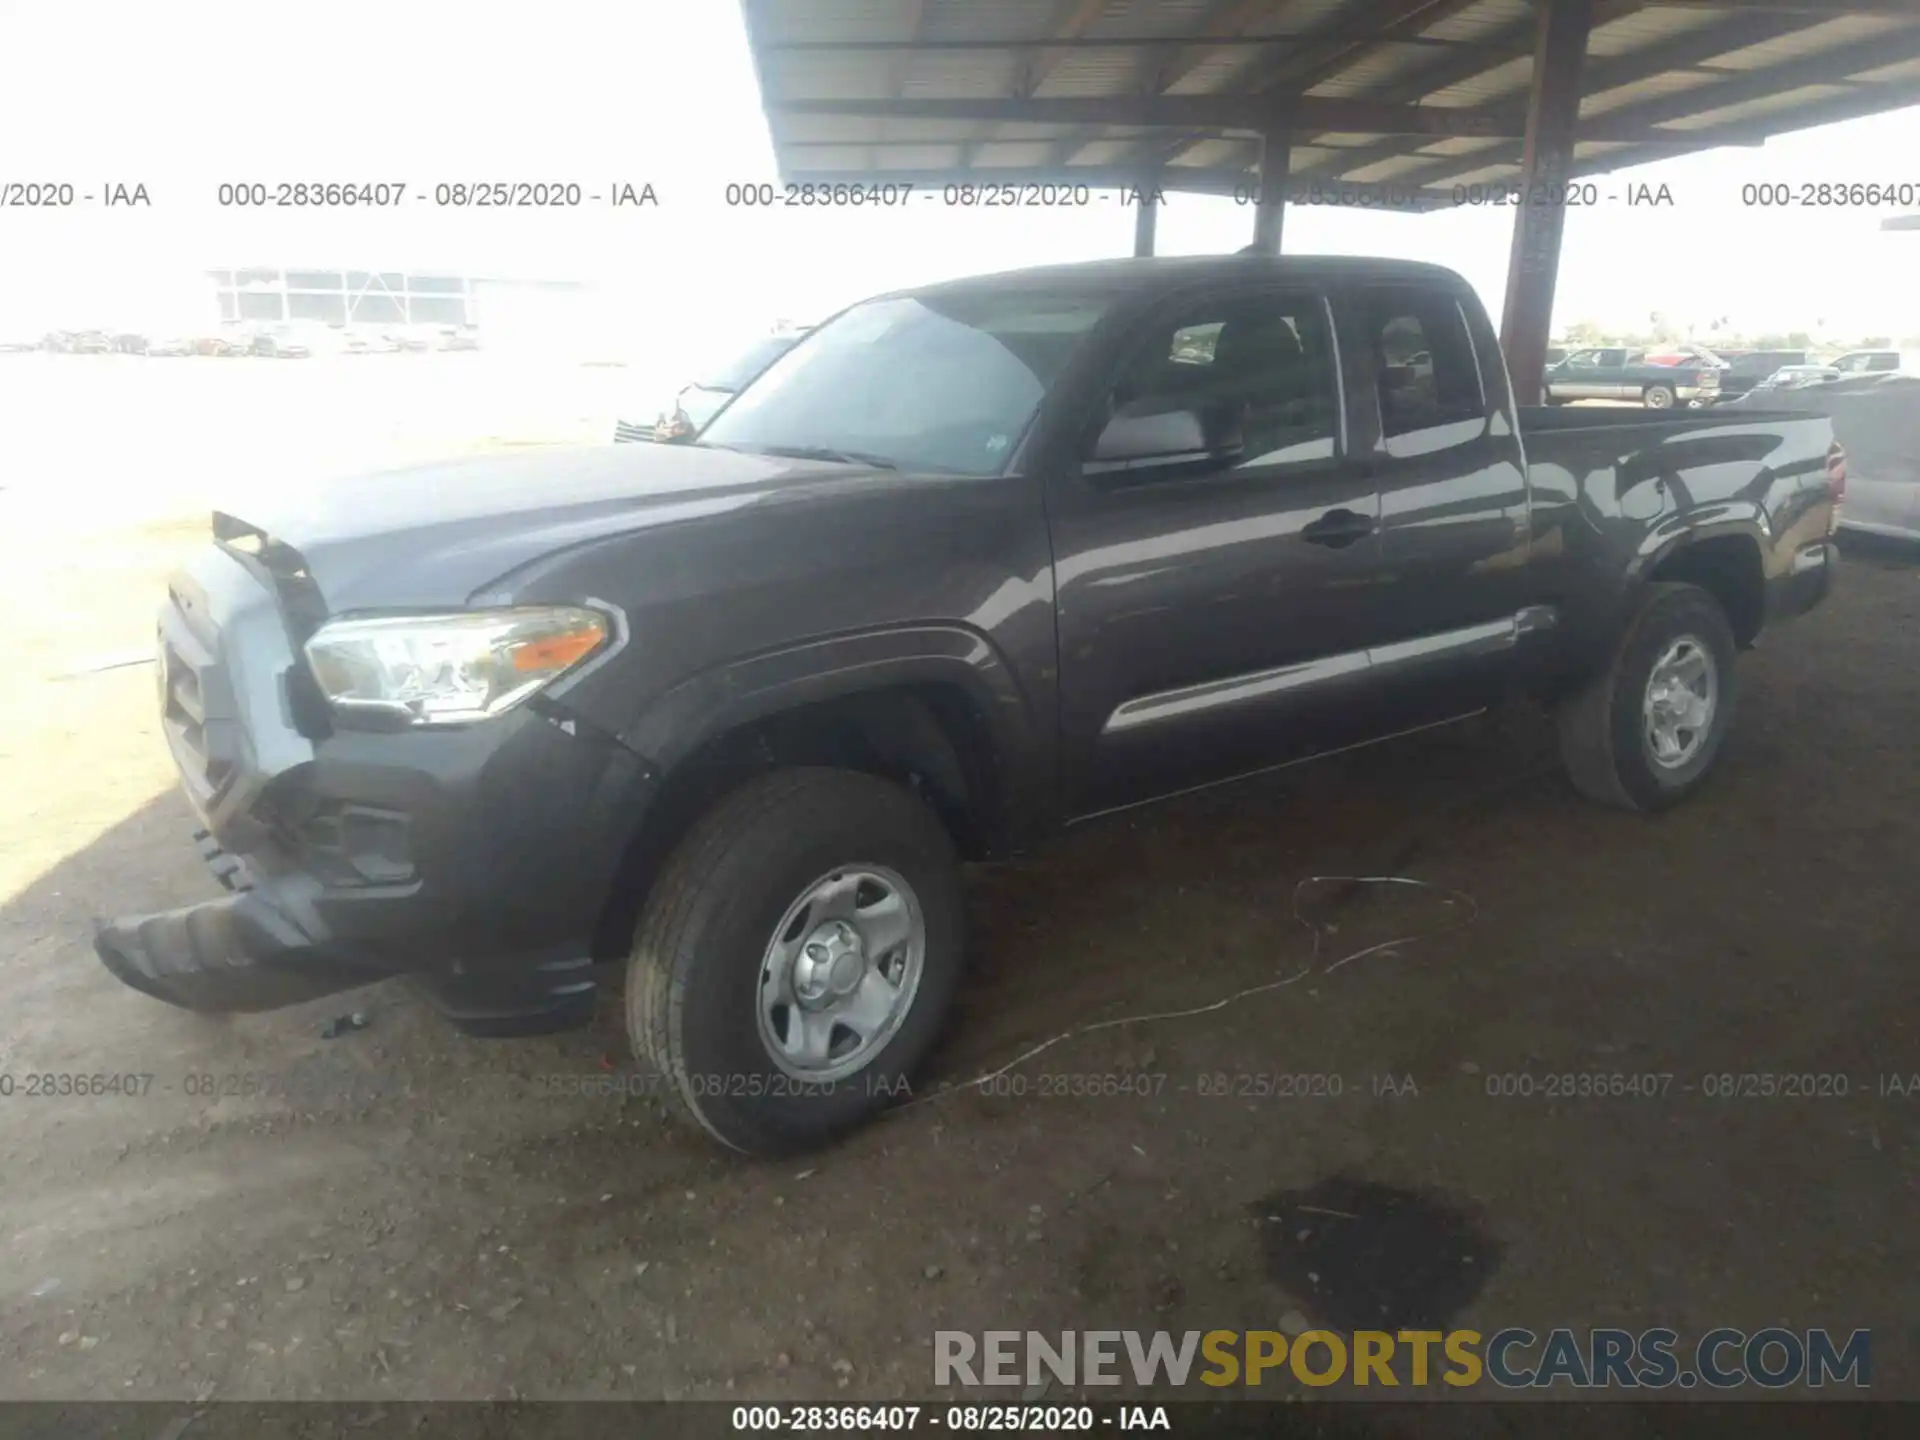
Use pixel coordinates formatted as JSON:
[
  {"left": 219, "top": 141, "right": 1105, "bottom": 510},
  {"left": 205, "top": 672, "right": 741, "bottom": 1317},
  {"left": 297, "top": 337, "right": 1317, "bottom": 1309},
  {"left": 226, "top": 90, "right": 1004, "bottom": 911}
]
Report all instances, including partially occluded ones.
[{"left": 2, "top": 0, "right": 1918, "bottom": 365}]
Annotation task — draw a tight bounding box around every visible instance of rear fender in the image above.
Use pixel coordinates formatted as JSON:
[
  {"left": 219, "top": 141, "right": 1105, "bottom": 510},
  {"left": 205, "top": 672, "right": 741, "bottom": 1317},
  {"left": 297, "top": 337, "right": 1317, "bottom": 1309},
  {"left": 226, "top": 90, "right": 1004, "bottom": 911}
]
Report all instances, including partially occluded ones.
[{"left": 1626, "top": 505, "right": 1771, "bottom": 592}]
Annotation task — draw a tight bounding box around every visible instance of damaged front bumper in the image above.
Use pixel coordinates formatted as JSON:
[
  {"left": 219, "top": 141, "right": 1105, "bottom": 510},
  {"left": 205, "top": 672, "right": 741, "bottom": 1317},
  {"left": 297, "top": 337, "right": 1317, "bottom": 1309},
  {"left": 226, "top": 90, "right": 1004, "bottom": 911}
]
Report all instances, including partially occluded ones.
[
  {"left": 96, "top": 540, "right": 655, "bottom": 1035},
  {"left": 94, "top": 865, "right": 389, "bottom": 1015}
]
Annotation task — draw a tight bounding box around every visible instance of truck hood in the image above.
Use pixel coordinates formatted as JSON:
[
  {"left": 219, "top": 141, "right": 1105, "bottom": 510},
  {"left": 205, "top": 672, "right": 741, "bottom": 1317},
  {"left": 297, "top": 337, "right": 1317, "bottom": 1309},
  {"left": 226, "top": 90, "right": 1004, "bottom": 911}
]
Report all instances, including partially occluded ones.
[{"left": 211, "top": 443, "right": 870, "bottom": 610}]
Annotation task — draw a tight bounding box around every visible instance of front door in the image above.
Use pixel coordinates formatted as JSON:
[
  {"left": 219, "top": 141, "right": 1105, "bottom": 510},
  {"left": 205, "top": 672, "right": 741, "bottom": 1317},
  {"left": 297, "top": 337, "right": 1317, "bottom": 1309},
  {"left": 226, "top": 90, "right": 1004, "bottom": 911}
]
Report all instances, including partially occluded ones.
[{"left": 1046, "top": 285, "right": 1384, "bottom": 818}]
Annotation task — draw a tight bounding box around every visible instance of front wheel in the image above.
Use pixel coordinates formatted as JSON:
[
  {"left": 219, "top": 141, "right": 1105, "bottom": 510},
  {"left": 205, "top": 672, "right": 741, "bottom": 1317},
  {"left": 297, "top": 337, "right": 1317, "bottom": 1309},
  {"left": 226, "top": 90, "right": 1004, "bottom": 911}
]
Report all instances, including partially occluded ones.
[
  {"left": 1556, "top": 583, "right": 1739, "bottom": 812},
  {"left": 627, "top": 768, "right": 965, "bottom": 1156}
]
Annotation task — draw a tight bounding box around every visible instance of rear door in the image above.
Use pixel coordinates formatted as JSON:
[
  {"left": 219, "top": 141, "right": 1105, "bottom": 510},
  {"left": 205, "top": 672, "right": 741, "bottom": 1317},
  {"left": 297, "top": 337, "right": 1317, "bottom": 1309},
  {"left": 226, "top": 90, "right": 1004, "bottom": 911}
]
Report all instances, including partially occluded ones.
[
  {"left": 1046, "top": 283, "right": 1384, "bottom": 817},
  {"left": 1599, "top": 349, "right": 1638, "bottom": 399},
  {"left": 1342, "top": 284, "right": 1536, "bottom": 722}
]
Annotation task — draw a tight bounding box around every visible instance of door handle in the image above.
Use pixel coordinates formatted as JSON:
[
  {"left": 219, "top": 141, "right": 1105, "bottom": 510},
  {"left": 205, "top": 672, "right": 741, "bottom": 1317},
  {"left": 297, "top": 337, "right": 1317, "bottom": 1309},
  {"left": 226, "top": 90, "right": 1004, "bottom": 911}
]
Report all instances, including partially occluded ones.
[{"left": 1301, "top": 508, "right": 1376, "bottom": 549}]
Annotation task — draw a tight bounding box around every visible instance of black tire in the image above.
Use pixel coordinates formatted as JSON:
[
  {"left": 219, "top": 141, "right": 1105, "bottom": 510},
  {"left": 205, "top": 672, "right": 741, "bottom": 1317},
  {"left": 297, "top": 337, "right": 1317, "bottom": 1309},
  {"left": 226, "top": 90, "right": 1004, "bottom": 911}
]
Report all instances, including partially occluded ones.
[
  {"left": 1643, "top": 383, "right": 1676, "bottom": 410},
  {"left": 628, "top": 767, "right": 964, "bottom": 1156},
  {"left": 1556, "top": 583, "right": 1739, "bottom": 812}
]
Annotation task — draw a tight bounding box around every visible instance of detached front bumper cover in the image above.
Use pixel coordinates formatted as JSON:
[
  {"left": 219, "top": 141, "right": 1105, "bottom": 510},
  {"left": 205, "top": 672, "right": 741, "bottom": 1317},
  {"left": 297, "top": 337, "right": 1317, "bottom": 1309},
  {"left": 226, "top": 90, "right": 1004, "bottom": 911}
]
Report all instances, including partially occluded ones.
[{"left": 93, "top": 888, "right": 387, "bottom": 1014}]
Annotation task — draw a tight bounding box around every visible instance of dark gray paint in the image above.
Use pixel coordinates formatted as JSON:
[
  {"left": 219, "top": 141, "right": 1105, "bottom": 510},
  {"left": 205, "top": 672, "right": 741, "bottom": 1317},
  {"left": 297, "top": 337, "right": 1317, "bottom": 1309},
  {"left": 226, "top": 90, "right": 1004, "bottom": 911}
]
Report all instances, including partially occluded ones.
[
  {"left": 101, "top": 254, "right": 1841, "bottom": 1026},
  {"left": 227, "top": 255, "right": 1839, "bottom": 838}
]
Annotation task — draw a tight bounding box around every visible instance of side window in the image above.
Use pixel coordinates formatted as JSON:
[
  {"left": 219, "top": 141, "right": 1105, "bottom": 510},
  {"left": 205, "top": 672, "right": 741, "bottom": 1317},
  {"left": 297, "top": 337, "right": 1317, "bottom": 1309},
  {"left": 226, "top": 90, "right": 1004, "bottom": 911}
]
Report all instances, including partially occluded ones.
[
  {"left": 1168, "top": 322, "right": 1221, "bottom": 366},
  {"left": 1869, "top": 353, "right": 1898, "bottom": 372},
  {"left": 1363, "top": 290, "right": 1487, "bottom": 453},
  {"left": 1565, "top": 349, "right": 1598, "bottom": 368},
  {"left": 1105, "top": 294, "right": 1339, "bottom": 470}
]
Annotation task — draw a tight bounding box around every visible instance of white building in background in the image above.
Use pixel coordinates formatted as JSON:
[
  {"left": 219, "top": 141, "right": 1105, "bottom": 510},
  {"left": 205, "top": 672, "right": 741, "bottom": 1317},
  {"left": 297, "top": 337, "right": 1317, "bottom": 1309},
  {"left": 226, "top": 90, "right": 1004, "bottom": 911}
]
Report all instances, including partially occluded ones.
[{"left": 206, "top": 267, "right": 599, "bottom": 349}]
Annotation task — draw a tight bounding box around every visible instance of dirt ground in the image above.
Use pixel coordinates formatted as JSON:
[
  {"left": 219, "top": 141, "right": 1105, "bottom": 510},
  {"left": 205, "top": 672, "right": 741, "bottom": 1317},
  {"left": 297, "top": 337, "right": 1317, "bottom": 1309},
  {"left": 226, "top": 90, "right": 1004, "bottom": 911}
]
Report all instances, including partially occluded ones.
[{"left": 2, "top": 494, "right": 1917, "bottom": 1426}]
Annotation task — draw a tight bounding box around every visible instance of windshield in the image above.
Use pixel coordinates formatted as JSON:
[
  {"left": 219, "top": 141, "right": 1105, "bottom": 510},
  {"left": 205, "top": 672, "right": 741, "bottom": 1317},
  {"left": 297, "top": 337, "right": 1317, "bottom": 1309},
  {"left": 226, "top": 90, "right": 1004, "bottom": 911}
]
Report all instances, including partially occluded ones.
[
  {"left": 699, "top": 290, "right": 1115, "bottom": 475},
  {"left": 700, "top": 336, "right": 800, "bottom": 393}
]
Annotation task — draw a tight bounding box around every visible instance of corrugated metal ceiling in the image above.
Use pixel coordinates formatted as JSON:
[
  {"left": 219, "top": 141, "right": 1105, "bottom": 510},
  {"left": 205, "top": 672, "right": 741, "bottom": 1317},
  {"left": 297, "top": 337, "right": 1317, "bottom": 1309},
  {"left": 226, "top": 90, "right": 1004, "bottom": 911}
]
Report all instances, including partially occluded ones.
[{"left": 743, "top": 0, "right": 1920, "bottom": 199}]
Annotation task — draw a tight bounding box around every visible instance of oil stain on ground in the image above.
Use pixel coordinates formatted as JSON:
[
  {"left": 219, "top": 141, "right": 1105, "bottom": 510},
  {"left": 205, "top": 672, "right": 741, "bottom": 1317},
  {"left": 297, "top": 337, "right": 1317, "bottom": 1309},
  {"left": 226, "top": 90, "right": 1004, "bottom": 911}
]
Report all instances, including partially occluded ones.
[{"left": 1252, "top": 1174, "right": 1501, "bottom": 1333}]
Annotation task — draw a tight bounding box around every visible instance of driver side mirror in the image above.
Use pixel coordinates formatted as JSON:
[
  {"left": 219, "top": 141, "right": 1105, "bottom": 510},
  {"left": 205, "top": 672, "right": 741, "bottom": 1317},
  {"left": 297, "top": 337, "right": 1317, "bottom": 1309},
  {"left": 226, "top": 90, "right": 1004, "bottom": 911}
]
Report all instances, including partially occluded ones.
[{"left": 1083, "top": 406, "right": 1244, "bottom": 479}]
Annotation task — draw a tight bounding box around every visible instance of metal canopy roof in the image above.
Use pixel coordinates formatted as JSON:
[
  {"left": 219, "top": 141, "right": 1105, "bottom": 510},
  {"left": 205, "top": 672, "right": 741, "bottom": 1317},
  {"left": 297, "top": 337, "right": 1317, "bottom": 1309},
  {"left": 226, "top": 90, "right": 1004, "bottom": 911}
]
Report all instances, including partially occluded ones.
[{"left": 743, "top": 0, "right": 1920, "bottom": 211}]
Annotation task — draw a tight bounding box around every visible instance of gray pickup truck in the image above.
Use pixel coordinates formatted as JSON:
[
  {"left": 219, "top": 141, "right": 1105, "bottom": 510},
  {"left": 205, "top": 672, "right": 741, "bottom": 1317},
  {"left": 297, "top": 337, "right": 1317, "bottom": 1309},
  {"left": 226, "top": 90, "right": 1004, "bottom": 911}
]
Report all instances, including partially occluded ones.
[{"left": 99, "top": 255, "right": 1842, "bottom": 1155}]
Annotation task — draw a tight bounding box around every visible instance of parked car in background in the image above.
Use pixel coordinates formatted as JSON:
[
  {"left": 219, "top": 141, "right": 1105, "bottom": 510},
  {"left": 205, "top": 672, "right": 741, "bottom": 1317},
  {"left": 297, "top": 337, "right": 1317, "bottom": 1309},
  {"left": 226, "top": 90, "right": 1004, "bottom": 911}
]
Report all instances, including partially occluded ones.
[
  {"left": 1713, "top": 349, "right": 1808, "bottom": 402},
  {"left": 102, "top": 254, "right": 1842, "bottom": 1156},
  {"left": 1642, "top": 343, "right": 1727, "bottom": 370},
  {"left": 1747, "top": 364, "right": 1841, "bottom": 394},
  {"left": 1827, "top": 349, "right": 1914, "bottom": 376},
  {"left": 48, "top": 330, "right": 116, "bottom": 354},
  {"left": 146, "top": 334, "right": 197, "bottom": 357},
  {"left": 617, "top": 329, "right": 812, "bottom": 443},
  {"left": 253, "top": 327, "right": 313, "bottom": 359},
  {"left": 436, "top": 326, "right": 482, "bottom": 351},
  {"left": 1725, "top": 372, "right": 1920, "bottom": 543},
  {"left": 213, "top": 326, "right": 261, "bottom": 356},
  {"left": 112, "top": 333, "right": 150, "bottom": 355},
  {"left": 1544, "top": 346, "right": 1722, "bottom": 408}
]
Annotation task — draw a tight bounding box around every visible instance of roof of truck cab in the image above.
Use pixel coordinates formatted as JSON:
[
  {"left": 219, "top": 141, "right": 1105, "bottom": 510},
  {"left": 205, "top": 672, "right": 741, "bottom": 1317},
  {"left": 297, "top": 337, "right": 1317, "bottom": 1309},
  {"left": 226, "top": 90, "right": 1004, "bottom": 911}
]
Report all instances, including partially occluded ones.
[{"left": 891, "top": 253, "right": 1472, "bottom": 300}]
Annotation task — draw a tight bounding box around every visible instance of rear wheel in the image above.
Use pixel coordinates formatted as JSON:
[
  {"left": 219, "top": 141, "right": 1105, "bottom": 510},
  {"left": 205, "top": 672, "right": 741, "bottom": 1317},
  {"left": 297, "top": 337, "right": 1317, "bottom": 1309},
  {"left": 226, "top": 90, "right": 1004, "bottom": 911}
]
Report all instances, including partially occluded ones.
[
  {"left": 1643, "top": 383, "right": 1676, "bottom": 409},
  {"left": 1556, "top": 583, "right": 1739, "bottom": 812},
  {"left": 628, "top": 768, "right": 965, "bottom": 1156}
]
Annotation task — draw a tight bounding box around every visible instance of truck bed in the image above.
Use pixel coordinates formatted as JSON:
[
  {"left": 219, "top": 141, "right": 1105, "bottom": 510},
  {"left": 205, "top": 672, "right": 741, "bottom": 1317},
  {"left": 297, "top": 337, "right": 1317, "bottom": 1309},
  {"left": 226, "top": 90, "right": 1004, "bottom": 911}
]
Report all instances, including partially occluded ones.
[
  {"left": 1516, "top": 403, "right": 1834, "bottom": 478},
  {"left": 1517, "top": 403, "right": 1812, "bottom": 433},
  {"left": 1514, "top": 400, "right": 1839, "bottom": 666}
]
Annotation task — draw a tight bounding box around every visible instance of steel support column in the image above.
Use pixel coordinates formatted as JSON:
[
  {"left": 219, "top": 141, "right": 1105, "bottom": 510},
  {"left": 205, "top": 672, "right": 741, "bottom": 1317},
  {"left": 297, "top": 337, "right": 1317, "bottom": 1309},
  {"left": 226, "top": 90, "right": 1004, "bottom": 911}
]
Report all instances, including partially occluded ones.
[
  {"left": 1500, "top": 0, "right": 1593, "bottom": 406},
  {"left": 1133, "top": 170, "right": 1160, "bottom": 256},
  {"left": 1250, "top": 128, "right": 1290, "bottom": 254}
]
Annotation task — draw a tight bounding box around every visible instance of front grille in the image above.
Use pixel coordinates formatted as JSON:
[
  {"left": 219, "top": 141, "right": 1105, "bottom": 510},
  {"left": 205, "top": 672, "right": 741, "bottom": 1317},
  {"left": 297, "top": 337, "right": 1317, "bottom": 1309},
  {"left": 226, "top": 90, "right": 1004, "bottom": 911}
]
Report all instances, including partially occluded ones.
[
  {"left": 157, "top": 583, "right": 237, "bottom": 801},
  {"left": 612, "top": 418, "right": 655, "bottom": 443}
]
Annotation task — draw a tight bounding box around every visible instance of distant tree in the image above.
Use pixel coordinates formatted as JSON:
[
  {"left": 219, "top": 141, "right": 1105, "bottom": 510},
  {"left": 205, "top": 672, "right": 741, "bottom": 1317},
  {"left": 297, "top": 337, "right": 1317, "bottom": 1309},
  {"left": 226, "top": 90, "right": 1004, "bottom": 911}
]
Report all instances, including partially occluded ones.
[{"left": 1860, "top": 335, "right": 1892, "bottom": 348}]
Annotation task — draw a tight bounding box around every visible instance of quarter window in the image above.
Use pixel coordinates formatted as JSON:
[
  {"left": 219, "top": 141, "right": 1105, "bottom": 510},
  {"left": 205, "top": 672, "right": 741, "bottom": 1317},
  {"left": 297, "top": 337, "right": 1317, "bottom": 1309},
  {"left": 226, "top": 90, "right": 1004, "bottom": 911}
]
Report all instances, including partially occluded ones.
[{"left": 1363, "top": 291, "right": 1488, "bottom": 454}]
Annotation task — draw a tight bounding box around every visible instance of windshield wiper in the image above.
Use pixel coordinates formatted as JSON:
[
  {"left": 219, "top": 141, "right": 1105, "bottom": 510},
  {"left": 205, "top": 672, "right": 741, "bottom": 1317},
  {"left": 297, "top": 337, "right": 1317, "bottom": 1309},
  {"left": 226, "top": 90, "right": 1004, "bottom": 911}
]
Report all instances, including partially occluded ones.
[{"left": 744, "top": 444, "right": 900, "bottom": 471}]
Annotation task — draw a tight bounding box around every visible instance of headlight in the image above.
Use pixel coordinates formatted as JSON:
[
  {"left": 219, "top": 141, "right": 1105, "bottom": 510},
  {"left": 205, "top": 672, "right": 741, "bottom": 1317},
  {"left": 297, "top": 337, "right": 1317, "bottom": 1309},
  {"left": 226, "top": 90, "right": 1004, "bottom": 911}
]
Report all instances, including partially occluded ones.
[{"left": 303, "top": 607, "right": 610, "bottom": 726}]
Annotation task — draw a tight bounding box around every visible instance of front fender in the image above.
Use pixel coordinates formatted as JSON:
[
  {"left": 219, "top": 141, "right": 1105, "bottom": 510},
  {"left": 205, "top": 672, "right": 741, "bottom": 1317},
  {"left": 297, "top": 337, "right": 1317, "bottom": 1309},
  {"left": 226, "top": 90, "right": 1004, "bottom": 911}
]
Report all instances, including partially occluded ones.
[{"left": 619, "top": 623, "right": 1056, "bottom": 838}]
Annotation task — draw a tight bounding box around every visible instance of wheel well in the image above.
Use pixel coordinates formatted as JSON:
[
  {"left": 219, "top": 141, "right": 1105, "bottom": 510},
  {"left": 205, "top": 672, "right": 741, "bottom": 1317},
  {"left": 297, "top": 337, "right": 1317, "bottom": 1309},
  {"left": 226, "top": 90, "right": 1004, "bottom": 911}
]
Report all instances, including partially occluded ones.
[
  {"left": 1649, "top": 535, "right": 1765, "bottom": 646},
  {"left": 589, "top": 685, "right": 1004, "bottom": 963}
]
